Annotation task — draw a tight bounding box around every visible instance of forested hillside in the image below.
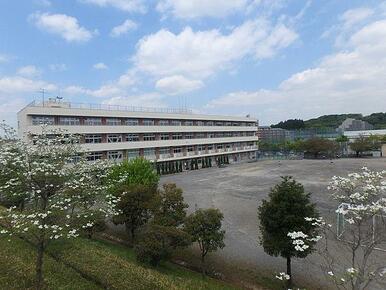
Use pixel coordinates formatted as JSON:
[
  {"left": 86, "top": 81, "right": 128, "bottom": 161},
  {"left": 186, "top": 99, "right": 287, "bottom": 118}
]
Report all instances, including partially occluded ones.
[{"left": 270, "top": 113, "right": 386, "bottom": 129}]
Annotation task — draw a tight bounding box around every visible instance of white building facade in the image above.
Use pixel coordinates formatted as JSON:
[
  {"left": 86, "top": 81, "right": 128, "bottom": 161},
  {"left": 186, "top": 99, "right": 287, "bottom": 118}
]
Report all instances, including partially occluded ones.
[{"left": 18, "top": 100, "right": 259, "bottom": 169}]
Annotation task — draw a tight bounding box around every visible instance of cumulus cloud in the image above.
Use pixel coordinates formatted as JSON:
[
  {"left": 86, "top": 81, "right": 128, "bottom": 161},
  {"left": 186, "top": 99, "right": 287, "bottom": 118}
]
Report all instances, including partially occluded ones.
[
  {"left": 17, "top": 65, "right": 41, "bottom": 78},
  {"left": 133, "top": 19, "right": 297, "bottom": 79},
  {"left": 340, "top": 7, "right": 374, "bottom": 29},
  {"left": 155, "top": 75, "right": 204, "bottom": 95},
  {"left": 110, "top": 19, "right": 137, "bottom": 37},
  {"left": 0, "top": 76, "right": 56, "bottom": 94},
  {"left": 206, "top": 17, "right": 386, "bottom": 124},
  {"left": 157, "top": 0, "right": 249, "bottom": 19},
  {"left": 80, "top": 0, "right": 146, "bottom": 13},
  {"left": 93, "top": 62, "right": 108, "bottom": 70},
  {"left": 30, "top": 12, "right": 96, "bottom": 42}
]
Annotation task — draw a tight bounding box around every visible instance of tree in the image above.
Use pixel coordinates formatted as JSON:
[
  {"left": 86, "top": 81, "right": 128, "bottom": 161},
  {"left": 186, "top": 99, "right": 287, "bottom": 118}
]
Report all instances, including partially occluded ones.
[
  {"left": 112, "top": 184, "right": 157, "bottom": 240},
  {"left": 152, "top": 183, "right": 188, "bottom": 227},
  {"left": 135, "top": 183, "right": 191, "bottom": 266},
  {"left": 349, "top": 136, "right": 372, "bottom": 157},
  {"left": 271, "top": 119, "right": 305, "bottom": 130},
  {"left": 184, "top": 208, "right": 225, "bottom": 276},
  {"left": 288, "top": 168, "right": 386, "bottom": 290},
  {"left": 258, "top": 176, "right": 319, "bottom": 288},
  {"left": 0, "top": 125, "right": 117, "bottom": 290},
  {"left": 303, "top": 137, "right": 339, "bottom": 158},
  {"left": 134, "top": 224, "right": 191, "bottom": 266},
  {"left": 107, "top": 157, "right": 159, "bottom": 240},
  {"left": 107, "top": 157, "right": 159, "bottom": 190}
]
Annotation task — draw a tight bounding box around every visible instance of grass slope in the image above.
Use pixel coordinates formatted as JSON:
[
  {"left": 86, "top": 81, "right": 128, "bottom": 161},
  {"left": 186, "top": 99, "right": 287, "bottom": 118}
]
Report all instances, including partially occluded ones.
[{"left": 0, "top": 235, "right": 238, "bottom": 290}]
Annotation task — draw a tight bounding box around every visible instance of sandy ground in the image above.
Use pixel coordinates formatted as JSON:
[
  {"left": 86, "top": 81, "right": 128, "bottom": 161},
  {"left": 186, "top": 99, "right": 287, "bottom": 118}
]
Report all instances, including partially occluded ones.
[{"left": 161, "top": 158, "right": 386, "bottom": 289}]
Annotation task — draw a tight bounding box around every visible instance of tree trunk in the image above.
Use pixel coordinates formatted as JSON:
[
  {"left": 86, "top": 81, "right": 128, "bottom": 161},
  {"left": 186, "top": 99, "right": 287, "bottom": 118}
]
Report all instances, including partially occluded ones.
[
  {"left": 286, "top": 256, "right": 292, "bottom": 289},
  {"left": 201, "top": 254, "right": 206, "bottom": 277},
  {"left": 35, "top": 240, "right": 44, "bottom": 290}
]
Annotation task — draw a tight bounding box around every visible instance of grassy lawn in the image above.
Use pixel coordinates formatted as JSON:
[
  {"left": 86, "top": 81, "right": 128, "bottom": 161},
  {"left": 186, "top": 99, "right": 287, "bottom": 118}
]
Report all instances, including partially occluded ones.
[{"left": 0, "top": 233, "right": 238, "bottom": 290}]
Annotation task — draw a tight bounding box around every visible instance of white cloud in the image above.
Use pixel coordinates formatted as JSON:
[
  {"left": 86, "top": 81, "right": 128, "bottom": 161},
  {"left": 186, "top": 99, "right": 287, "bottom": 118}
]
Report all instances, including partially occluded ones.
[
  {"left": 49, "top": 63, "right": 67, "bottom": 72},
  {"left": 0, "top": 76, "right": 56, "bottom": 94},
  {"left": 64, "top": 69, "right": 137, "bottom": 98},
  {"left": 93, "top": 62, "right": 108, "bottom": 70},
  {"left": 103, "top": 93, "right": 166, "bottom": 108},
  {"left": 17, "top": 65, "right": 41, "bottom": 78},
  {"left": 110, "top": 19, "right": 137, "bottom": 37},
  {"left": 157, "top": 0, "right": 249, "bottom": 19},
  {"left": 340, "top": 7, "right": 374, "bottom": 29},
  {"left": 155, "top": 75, "right": 204, "bottom": 95},
  {"left": 206, "top": 18, "right": 386, "bottom": 124},
  {"left": 80, "top": 0, "right": 146, "bottom": 13},
  {"left": 133, "top": 19, "right": 297, "bottom": 79},
  {"left": 30, "top": 12, "right": 96, "bottom": 43}
]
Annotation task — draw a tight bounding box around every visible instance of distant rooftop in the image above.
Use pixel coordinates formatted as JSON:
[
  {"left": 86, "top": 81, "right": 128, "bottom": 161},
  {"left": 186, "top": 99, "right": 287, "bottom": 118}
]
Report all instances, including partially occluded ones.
[{"left": 25, "top": 99, "right": 193, "bottom": 115}]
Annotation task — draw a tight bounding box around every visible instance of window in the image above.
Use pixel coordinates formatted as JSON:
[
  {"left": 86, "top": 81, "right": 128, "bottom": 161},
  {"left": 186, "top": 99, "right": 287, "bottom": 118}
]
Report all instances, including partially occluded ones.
[
  {"left": 206, "top": 121, "right": 214, "bottom": 126},
  {"left": 216, "top": 122, "right": 224, "bottom": 126},
  {"left": 159, "top": 120, "right": 169, "bottom": 126},
  {"left": 107, "top": 134, "right": 122, "bottom": 143},
  {"left": 197, "top": 145, "right": 205, "bottom": 152},
  {"left": 84, "top": 118, "right": 102, "bottom": 126},
  {"left": 173, "top": 147, "right": 182, "bottom": 153},
  {"left": 184, "top": 120, "right": 193, "bottom": 126},
  {"left": 172, "top": 133, "right": 183, "bottom": 140},
  {"left": 126, "top": 134, "right": 139, "bottom": 142},
  {"left": 143, "top": 119, "right": 154, "bottom": 126},
  {"left": 196, "top": 133, "right": 205, "bottom": 139},
  {"left": 106, "top": 118, "right": 121, "bottom": 126},
  {"left": 125, "top": 119, "right": 139, "bottom": 126},
  {"left": 216, "top": 132, "right": 224, "bottom": 138},
  {"left": 159, "top": 147, "right": 170, "bottom": 155},
  {"left": 196, "top": 121, "right": 204, "bottom": 126},
  {"left": 32, "top": 116, "right": 54, "bottom": 125},
  {"left": 171, "top": 120, "right": 181, "bottom": 126},
  {"left": 144, "top": 134, "right": 155, "bottom": 141},
  {"left": 225, "top": 122, "right": 232, "bottom": 126},
  {"left": 85, "top": 134, "right": 102, "bottom": 144},
  {"left": 87, "top": 152, "right": 103, "bottom": 161},
  {"left": 127, "top": 149, "right": 139, "bottom": 159},
  {"left": 217, "top": 144, "right": 223, "bottom": 149},
  {"left": 160, "top": 134, "right": 169, "bottom": 140},
  {"left": 224, "top": 132, "right": 232, "bottom": 137},
  {"left": 208, "top": 133, "right": 215, "bottom": 138},
  {"left": 108, "top": 151, "right": 123, "bottom": 161},
  {"left": 187, "top": 146, "right": 194, "bottom": 152},
  {"left": 59, "top": 117, "right": 80, "bottom": 125},
  {"left": 185, "top": 133, "right": 194, "bottom": 139},
  {"left": 208, "top": 145, "right": 214, "bottom": 150},
  {"left": 144, "top": 148, "right": 155, "bottom": 156}
]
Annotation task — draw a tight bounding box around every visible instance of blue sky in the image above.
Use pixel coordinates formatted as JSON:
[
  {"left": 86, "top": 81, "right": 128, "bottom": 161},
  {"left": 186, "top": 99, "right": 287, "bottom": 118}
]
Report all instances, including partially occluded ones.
[{"left": 1, "top": 0, "right": 386, "bottom": 126}]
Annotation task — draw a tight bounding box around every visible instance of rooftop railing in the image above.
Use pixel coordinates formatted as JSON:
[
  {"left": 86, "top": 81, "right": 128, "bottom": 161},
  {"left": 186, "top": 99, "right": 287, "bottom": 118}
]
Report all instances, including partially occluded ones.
[{"left": 27, "top": 100, "right": 193, "bottom": 114}]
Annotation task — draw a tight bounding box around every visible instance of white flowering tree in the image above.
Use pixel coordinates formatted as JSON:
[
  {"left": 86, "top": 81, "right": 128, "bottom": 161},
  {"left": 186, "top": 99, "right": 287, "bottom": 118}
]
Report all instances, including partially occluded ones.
[
  {"left": 288, "top": 167, "right": 386, "bottom": 290},
  {"left": 0, "top": 124, "right": 119, "bottom": 290}
]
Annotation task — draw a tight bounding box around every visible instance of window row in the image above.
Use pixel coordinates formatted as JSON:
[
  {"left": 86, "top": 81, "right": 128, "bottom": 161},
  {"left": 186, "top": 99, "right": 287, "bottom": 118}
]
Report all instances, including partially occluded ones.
[
  {"left": 84, "top": 132, "right": 256, "bottom": 143},
  {"left": 86, "top": 142, "right": 257, "bottom": 161},
  {"left": 31, "top": 115, "right": 256, "bottom": 127}
]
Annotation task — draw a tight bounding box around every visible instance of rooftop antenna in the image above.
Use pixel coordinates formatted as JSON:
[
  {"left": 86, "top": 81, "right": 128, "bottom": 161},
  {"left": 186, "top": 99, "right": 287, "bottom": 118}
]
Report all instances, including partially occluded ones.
[{"left": 39, "top": 88, "right": 46, "bottom": 106}]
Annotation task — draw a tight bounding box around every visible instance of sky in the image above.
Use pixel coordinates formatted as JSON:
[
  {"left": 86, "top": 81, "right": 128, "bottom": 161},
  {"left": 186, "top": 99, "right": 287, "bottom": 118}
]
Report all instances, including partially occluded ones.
[{"left": 1, "top": 0, "right": 386, "bottom": 126}]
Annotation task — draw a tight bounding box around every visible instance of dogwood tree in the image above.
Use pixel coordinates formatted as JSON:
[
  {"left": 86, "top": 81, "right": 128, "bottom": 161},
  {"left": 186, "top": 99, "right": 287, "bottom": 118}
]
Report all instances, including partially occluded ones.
[
  {"left": 288, "top": 167, "right": 386, "bottom": 290},
  {"left": 0, "top": 125, "right": 119, "bottom": 290}
]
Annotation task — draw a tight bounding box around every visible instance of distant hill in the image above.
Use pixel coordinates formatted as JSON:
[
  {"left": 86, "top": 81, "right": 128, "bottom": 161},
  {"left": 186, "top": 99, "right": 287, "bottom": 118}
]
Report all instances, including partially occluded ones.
[{"left": 270, "top": 113, "right": 386, "bottom": 130}]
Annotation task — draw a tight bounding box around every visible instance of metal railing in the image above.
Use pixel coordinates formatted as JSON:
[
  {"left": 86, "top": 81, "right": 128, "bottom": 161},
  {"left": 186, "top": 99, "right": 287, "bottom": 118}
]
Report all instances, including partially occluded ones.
[{"left": 28, "top": 100, "right": 193, "bottom": 114}]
